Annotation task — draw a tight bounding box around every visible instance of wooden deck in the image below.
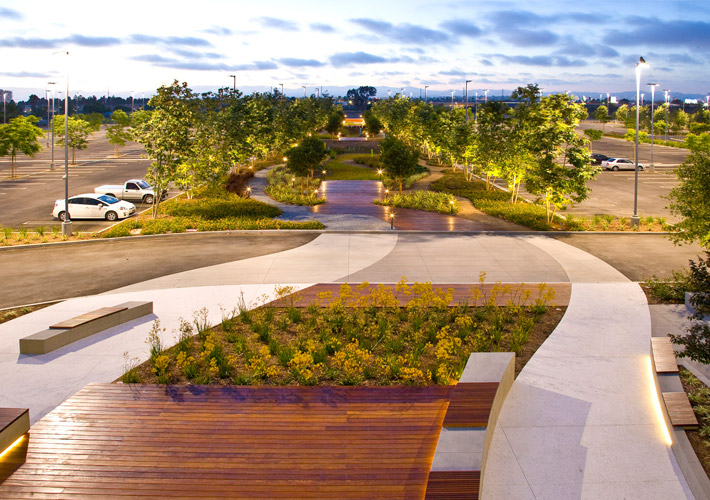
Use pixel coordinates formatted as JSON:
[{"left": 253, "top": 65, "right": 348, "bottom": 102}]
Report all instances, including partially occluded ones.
[
  {"left": 0, "top": 383, "right": 460, "bottom": 499},
  {"left": 651, "top": 337, "right": 679, "bottom": 373},
  {"left": 663, "top": 392, "right": 699, "bottom": 428}
]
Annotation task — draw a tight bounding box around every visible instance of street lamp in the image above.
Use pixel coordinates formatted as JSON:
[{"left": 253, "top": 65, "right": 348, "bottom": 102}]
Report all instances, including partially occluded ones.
[
  {"left": 632, "top": 56, "right": 650, "bottom": 228},
  {"left": 302, "top": 85, "right": 307, "bottom": 98},
  {"left": 424, "top": 85, "right": 429, "bottom": 103},
  {"left": 484, "top": 89, "right": 489, "bottom": 103},
  {"left": 53, "top": 50, "right": 71, "bottom": 236},
  {"left": 131, "top": 90, "right": 134, "bottom": 113},
  {"left": 451, "top": 90, "right": 455, "bottom": 106},
  {"left": 229, "top": 74, "right": 236, "bottom": 91},
  {"left": 279, "top": 83, "right": 284, "bottom": 97},
  {"left": 48, "top": 82, "right": 56, "bottom": 171},
  {"left": 647, "top": 83, "right": 658, "bottom": 172},
  {"left": 663, "top": 90, "right": 670, "bottom": 141},
  {"left": 2, "top": 91, "right": 6, "bottom": 124},
  {"left": 465, "top": 80, "right": 472, "bottom": 121}
]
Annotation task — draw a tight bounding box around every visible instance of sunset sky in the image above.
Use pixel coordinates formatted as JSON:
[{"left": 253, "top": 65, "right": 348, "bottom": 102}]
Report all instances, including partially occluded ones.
[{"left": 1, "top": 0, "right": 709, "bottom": 100}]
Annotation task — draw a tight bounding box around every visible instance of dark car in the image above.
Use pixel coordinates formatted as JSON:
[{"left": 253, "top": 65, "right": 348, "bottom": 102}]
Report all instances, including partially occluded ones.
[{"left": 590, "top": 153, "right": 610, "bottom": 165}]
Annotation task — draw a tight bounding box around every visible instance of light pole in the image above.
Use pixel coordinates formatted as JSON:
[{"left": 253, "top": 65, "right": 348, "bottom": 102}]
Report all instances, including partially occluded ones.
[
  {"left": 302, "top": 85, "right": 306, "bottom": 98},
  {"left": 465, "top": 80, "right": 472, "bottom": 121},
  {"left": 48, "top": 82, "right": 56, "bottom": 171},
  {"left": 53, "top": 50, "right": 71, "bottom": 236},
  {"left": 484, "top": 89, "right": 489, "bottom": 103},
  {"left": 401, "top": 87, "right": 405, "bottom": 98},
  {"left": 229, "top": 74, "right": 236, "bottom": 91},
  {"left": 2, "top": 91, "right": 6, "bottom": 124},
  {"left": 475, "top": 91, "right": 478, "bottom": 122},
  {"left": 424, "top": 85, "right": 429, "bottom": 103},
  {"left": 451, "top": 91, "right": 455, "bottom": 107},
  {"left": 647, "top": 83, "right": 658, "bottom": 172},
  {"left": 279, "top": 83, "right": 284, "bottom": 97},
  {"left": 632, "top": 57, "right": 649, "bottom": 228},
  {"left": 131, "top": 91, "right": 135, "bottom": 113},
  {"left": 664, "top": 89, "right": 670, "bottom": 141}
]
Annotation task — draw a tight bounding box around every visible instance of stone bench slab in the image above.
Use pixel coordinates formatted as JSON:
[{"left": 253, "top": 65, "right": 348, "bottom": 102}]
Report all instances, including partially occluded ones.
[
  {"left": 0, "top": 408, "right": 29, "bottom": 454},
  {"left": 19, "top": 301, "right": 153, "bottom": 355}
]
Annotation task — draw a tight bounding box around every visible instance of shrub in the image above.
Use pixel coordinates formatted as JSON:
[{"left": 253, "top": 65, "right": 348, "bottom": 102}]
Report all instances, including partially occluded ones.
[{"left": 374, "top": 191, "right": 458, "bottom": 214}]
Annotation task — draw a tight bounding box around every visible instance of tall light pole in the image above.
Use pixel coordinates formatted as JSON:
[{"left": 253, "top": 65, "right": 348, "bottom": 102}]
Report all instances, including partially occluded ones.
[
  {"left": 131, "top": 90, "right": 135, "bottom": 113},
  {"left": 647, "top": 83, "right": 658, "bottom": 172},
  {"left": 401, "top": 87, "right": 405, "bottom": 98},
  {"left": 664, "top": 89, "right": 670, "bottom": 141},
  {"left": 632, "top": 57, "right": 649, "bottom": 228},
  {"left": 465, "top": 80, "right": 472, "bottom": 121},
  {"left": 2, "top": 91, "right": 6, "bottom": 124},
  {"left": 229, "top": 74, "right": 236, "bottom": 91},
  {"left": 302, "top": 85, "right": 306, "bottom": 98},
  {"left": 484, "top": 89, "right": 489, "bottom": 103},
  {"left": 48, "top": 82, "right": 56, "bottom": 171},
  {"left": 451, "top": 90, "right": 455, "bottom": 107},
  {"left": 53, "top": 50, "right": 71, "bottom": 236},
  {"left": 424, "top": 85, "right": 429, "bottom": 103},
  {"left": 279, "top": 83, "right": 284, "bottom": 97}
]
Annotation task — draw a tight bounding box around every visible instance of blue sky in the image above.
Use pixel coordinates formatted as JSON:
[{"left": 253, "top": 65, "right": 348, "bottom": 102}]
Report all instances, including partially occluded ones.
[{"left": 1, "top": 0, "right": 709, "bottom": 100}]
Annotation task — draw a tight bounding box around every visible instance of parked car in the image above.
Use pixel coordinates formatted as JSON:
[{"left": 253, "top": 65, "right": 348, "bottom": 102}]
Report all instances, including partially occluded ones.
[
  {"left": 94, "top": 179, "right": 162, "bottom": 204},
  {"left": 590, "top": 153, "right": 610, "bottom": 165},
  {"left": 601, "top": 158, "right": 644, "bottom": 171},
  {"left": 53, "top": 194, "right": 136, "bottom": 221}
]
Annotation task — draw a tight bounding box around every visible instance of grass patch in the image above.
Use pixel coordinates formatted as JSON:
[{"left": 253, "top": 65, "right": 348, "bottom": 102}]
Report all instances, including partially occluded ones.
[
  {"left": 0, "top": 304, "right": 51, "bottom": 325},
  {"left": 122, "top": 280, "right": 561, "bottom": 386},
  {"left": 679, "top": 367, "right": 710, "bottom": 477},
  {"left": 323, "top": 154, "right": 381, "bottom": 180},
  {"left": 265, "top": 166, "right": 325, "bottom": 206},
  {"left": 374, "top": 191, "right": 459, "bottom": 214}
]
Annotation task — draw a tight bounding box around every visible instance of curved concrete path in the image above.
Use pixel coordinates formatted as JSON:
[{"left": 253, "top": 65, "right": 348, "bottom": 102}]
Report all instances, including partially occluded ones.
[{"left": 0, "top": 232, "right": 695, "bottom": 499}]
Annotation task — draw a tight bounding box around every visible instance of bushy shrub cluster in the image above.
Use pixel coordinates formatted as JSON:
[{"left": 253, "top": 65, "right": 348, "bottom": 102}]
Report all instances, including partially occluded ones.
[{"left": 374, "top": 191, "right": 459, "bottom": 214}]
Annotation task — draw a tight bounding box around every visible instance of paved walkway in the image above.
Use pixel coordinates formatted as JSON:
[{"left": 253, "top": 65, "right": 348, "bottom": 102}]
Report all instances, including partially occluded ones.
[{"left": 0, "top": 232, "right": 697, "bottom": 499}]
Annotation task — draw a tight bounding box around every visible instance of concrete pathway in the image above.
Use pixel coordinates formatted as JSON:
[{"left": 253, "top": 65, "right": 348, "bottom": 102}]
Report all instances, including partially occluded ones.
[{"left": 0, "top": 232, "right": 697, "bottom": 499}]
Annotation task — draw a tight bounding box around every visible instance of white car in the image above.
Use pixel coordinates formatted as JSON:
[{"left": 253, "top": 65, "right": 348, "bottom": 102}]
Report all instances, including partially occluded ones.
[
  {"left": 53, "top": 193, "right": 136, "bottom": 221},
  {"left": 601, "top": 158, "right": 644, "bottom": 171}
]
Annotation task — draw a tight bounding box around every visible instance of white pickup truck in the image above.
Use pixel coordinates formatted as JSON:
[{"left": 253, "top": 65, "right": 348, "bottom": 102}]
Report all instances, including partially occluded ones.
[{"left": 94, "top": 179, "right": 161, "bottom": 204}]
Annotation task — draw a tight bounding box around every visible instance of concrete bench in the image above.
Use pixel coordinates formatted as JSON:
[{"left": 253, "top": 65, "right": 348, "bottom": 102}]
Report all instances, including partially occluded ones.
[
  {"left": 425, "top": 352, "right": 515, "bottom": 500},
  {"left": 0, "top": 408, "right": 29, "bottom": 456},
  {"left": 19, "top": 301, "right": 153, "bottom": 355}
]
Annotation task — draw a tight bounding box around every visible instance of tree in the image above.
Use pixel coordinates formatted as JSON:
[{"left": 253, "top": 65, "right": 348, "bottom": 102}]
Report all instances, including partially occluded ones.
[
  {"left": 106, "top": 110, "right": 132, "bottom": 156},
  {"left": 583, "top": 128, "right": 603, "bottom": 154},
  {"left": 670, "top": 253, "right": 710, "bottom": 363},
  {"left": 473, "top": 101, "right": 513, "bottom": 190},
  {"left": 615, "top": 104, "right": 629, "bottom": 125},
  {"left": 594, "top": 105, "right": 609, "bottom": 131},
  {"left": 670, "top": 109, "right": 689, "bottom": 135},
  {"left": 54, "top": 115, "right": 93, "bottom": 164},
  {"left": 285, "top": 136, "right": 327, "bottom": 183},
  {"left": 363, "top": 109, "right": 383, "bottom": 138},
  {"left": 134, "top": 80, "right": 196, "bottom": 217},
  {"left": 667, "top": 150, "right": 710, "bottom": 248},
  {"left": 379, "top": 136, "right": 419, "bottom": 193},
  {"left": 325, "top": 108, "right": 345, "bottom": 139},
  {"left": 81, "top": 112, "right": 105, "bottom": 132},
  {"left": 0, "top": 115, "right": 44, "bottom": 178},
  {"left": 346, "top": 86, "right": 376, "bottom": 110}
]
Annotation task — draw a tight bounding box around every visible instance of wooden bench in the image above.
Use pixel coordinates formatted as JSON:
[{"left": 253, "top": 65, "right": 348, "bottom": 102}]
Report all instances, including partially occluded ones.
[
  {"left": 650, "top": 337, "right": 698, "bottom": 429},
  {"left": 19, "top": 301, "right": 153, "bottom": 355},
  {"left": 0, "top": 408, "right": 29, "bottom": 457},
  {"left": 425, "top": 352, "right": 515, "bottom": 500}
]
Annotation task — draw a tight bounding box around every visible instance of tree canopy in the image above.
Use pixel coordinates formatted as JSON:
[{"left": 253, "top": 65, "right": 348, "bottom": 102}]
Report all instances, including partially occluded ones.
[
  {"left": 0, "top": 115, "right": 44, "bottom": 178},
  {"left": 346, "top": 86, "right": 376, "bottom": 110},
  {"left": 379, "top": 136, "right": 419, "bottom": 193}
]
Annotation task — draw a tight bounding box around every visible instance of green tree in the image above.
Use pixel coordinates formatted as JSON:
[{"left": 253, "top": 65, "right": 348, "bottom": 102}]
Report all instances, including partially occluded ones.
[
  {"left": 285, "top": 136, "right": 327, "bottom": 183},
  {"left": 54, "top": 115, "right": 93, "bottom": 164},
  {"left": 81, "top": 112, "right": 105, "bottom": 132},
  {"left": 583, "top": 128, "right": 603, "bottom": 154},
  {"left": 106, "top": 109, "right": 132, "bottom": 156},
  {"left": 683, "top": 132, "right": 710, "bottom": 152},
  {"left": 669, "top": 253, "right": 710, "bottom": 363},
  {"left": 473, "top": 101, "right": 513, "bottom": 190},
  {"left": 134, "top": 81, "right": 196, "bottom": 217},
  {"left": 346, "top": 86, "right": 376, "bottom": 110},
  {"left": 325, "top": 108, "right": 345, "bottom": 139},
  {"left": 0, "top": 115, "right": 44, "bottom": 178},
  {"left": 671, "top": 109, "right": 689, "bottom": 135},
  {"left": 667, "top": 150, "right": 710, "bottom": 248},
  {"left": 623, "top": 128, "right": 649, "bottom": 161},
  {"left": 615, "top": 104, "right": 629, "bottom": 126},
  {"left": 363, "top": 109, "right": 383, "bottom": 138},
  {"left": 512, "top": 87, "right": 597, "bottom": 223},
  {"left": 379, "top": 136, "right": 419, "bottom": 193},
  {"left": 594, "top": 105, "right": 609, "bottom": 131}
]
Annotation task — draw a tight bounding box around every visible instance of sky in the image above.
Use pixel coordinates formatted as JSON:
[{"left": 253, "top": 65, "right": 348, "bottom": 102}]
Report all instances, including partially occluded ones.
[{"left": 1, "top": 0, "right": 710, "bottom": 101}]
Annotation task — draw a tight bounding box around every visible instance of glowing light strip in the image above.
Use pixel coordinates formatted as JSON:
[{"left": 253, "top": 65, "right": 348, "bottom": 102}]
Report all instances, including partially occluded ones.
[
  {"left": 0, "top": 434, "right": 25, "bottom": 459},
  {"left": 647, "top": 357, "right": 673, "bottom": 446}
]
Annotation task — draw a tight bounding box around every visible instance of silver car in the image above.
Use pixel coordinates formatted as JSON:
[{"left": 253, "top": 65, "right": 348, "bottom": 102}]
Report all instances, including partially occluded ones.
[
  {"left": 601, "top": 158, "right": 644, "bottom": 171},
  {"left": 53, "top": 193, "right": 136, "bottom": 221}
]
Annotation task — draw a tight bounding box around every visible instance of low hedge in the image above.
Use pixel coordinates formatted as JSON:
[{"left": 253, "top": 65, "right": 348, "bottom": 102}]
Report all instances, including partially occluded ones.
[
  {"left": 159, "top": 197, "right": 281, "bottom": 219},
  {"left": 374, "top": 191, "right": 459, "bottom": 214},
  {"left": 102, "top": 216, "right": 323, "bottom": 237}
]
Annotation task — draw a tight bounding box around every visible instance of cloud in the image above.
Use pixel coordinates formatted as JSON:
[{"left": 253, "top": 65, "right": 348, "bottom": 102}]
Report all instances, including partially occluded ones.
[
  {"left": 66, "top": 34, "right": 121, "bottom": 47},
  {"left": 603, "top": 18, "right": 710, "bottom": 49},
  {"left": 0, "top": 7, "right": 22, "bottom": 20},
  {"left": 0, "top": 37, "right": 59, "bottom": 48},
  {"left": 165, "top": 48, "right": 223, "bottom": 60},
  {"left": 504, "top": 28, "right": 558, "bottom": 47},
  {"left": 310, "top": 22, "right": 335, "bottom": 33},
  {"left": 485, "top": 54, "right": 587, "bottom": 67},
  {"left": 278, "top": 58, "right": 325, "bottom": 67},
  {"left": 440, "top": 19, "right": 482, "bottom": 38},
  {"left": 0, "top": 71, "right": 49, "bottom": 78},
  {"left": 129, "top": 34, "right": 212, "bottom": 47},
  {"left": 480, "top": 59, "right": 494, "bottom": 67},
  {"left": 132, "top": 54, "right": 276, "bottom": 72},
  {"left": 203, "top": 26, "right": 232, "bottom": 36},
  {"left": 233, "top": 60, "right": 279, "bottom": 71},
  {"left": 554, "top": 37, "right": 620, "bottom": 58},
  {"left": 349, "top": 18, "right": 450, "bottom": 45},
  {"left": 255, "top": 17, "right": 299, "bottom": 31},
  {"left": 439, "top": 69, "right": 469, "bottom": 77},
  {"left": 330, "top": 51, "right": 391, "bottom": 67}
]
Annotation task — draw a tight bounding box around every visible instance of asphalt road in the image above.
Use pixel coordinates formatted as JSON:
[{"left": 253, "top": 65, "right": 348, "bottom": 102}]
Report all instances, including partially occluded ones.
[
  {"left": 0, "top": 231, "right": 704, "bottom": 310},
  {"left": 0, "top": 130, "right": 153, "bottom": 230},
  {"left": 0, "top": 232, "right": 319, "bottom": 309}
]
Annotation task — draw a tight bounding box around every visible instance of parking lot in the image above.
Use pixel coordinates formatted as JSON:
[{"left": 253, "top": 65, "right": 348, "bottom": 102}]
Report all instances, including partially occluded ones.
[{"left": 0, "top": 130, "right": 154, "bottom": 230}]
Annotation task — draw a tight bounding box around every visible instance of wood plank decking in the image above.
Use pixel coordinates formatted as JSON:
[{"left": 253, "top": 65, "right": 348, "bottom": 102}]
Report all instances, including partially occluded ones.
[{"left": 0, "top": 383, "right": 458, "bottom": 499}]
